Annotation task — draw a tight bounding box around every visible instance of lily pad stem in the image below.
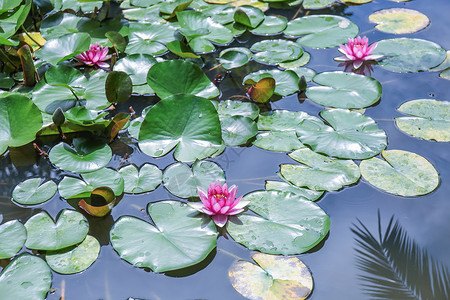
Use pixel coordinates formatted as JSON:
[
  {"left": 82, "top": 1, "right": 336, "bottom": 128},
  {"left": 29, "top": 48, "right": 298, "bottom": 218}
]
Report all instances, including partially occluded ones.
[{"left": 21, "top": 25, "right": 44, "bottom": 49}]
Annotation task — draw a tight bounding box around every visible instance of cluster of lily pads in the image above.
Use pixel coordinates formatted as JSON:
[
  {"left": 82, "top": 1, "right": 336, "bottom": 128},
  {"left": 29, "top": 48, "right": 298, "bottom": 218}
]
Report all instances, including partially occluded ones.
[{"left": 0, "top": 0, "right": 449, "bottom": 299}]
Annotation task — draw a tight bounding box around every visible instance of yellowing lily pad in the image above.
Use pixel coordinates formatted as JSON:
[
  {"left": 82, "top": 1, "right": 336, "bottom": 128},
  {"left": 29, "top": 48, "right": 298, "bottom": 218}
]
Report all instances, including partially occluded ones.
[
  {"left": 360, "top": 150, "right": 439, "bottom": 197},
  {"left": 369, "top": 8, "right": 430, "bottom": 34},
  {"left": 229, "top": 253, "right": 313, "bottom": 300}
]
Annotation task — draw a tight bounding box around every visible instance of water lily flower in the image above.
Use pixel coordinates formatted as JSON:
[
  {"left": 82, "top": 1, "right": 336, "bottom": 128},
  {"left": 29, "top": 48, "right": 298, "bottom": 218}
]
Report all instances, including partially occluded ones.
[
  {"left": 334, "top": 36, "right": 383, "bottom": 69},
  {"left": 189, "top": 181, "right": 249, "bottom": 227},
  {"left": 75, "top": 42, "right": 111, "bottom": 69}
]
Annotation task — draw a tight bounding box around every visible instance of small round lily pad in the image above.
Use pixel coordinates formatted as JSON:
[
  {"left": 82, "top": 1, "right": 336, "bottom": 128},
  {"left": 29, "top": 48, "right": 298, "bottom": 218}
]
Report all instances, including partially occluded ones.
[
  {"left": 369, "top": 8, "right": 429, "bottom": 34},
  {"left": 12, "top": 178, "right": 57, "bottom": 205}
]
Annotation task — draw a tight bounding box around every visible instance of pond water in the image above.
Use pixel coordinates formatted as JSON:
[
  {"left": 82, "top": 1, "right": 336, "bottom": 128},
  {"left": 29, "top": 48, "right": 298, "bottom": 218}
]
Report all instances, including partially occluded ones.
[{"left": 1, "top": 0, "right": 449, "bottom": 299}]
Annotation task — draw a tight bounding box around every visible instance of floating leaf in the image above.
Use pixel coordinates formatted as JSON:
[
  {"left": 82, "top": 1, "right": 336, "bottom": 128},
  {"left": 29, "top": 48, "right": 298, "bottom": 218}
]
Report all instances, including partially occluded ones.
[
  {"left": 227, "top": 190, "right": 330, "bottom": 255},
  {"left": 285, "top": 15, "right": 358, "bottom": 48},
  {"left": 302, "top": 0, "right": 335, "bottom": 9},
  {"left": 253, "top": 130, "right": 303, "bottom": 152},
  {"left": 163, "top": 161, "right": 225, "bottom": 198},
  {"left": 0, "top": 73, "right": 14, "bottom": 89},
  {"left": 297, "top": 109, "right": 387, "bottom": 159},
  {"left": 147, "top": 60, "right": 219, "bottom": 99},
  {"left": 79, "top": 186, "right": 117, "bottom": 217},
  {"left": 46, "top": 235, "right": 100, "bottom": 274},
  {"left": 360, "top": 150, "right": 439, "bottom": 197},
  {"left": 138, "top": 94, "right": 222, "bottom": 162},
  {"left": 373, "top": 38, "right": 446, "bottom": 73},
  {"left": 229, "top": 253, "right": 313, "bottom": 300},
  {"left": 58, "top": 168, "right": 124, "bottom": 199},
  {"left": 25, "top": 209, "right": 89, "bottom": 251},
  {"left": 265, "top": 180, "right": 323, "bottom": 201},
  {"left": 281, "top": 147, "right": 361, "bottom": 191},
  {"left": 395, "top": 99, "right": 450, "bottom": 142},
  {"left": 217, "top": 100, "right": 259, "bottom": 120},
  {"left": 12, "top": 178, "right": 57, "bottom": 205},
  {"left": 105, "top": 71, "right": 132, "bottom": 104},
  {"left": 113, "top": 54, "right": 157, "bottom": 94},
  {"left": 0, "top": 94, "right": 43, "bottom": 155},
  {"left": 250, "top": 15, "right": 287, "bottom": 35},
  {"left": 0, "top": 254, "right": 52, "bottom": 300},
  {"left": 250, "top": 39, "right": 303, "bottom": 65},
  {"left": 110, "top": 201, "right": 218, "bottom": 272},
  {"left": 258, "top": 110, "right": 319, "bottom": 131},
  {"left": 246, "top": 77, "right": 275, "bottom": 103},
  {"left": 278, "top": 52, "right": 311, "bottom": 69},
  {"left": 306, "top": 71, "right": 382, "bottom": 109},
  {"left": 0, "top": 220, "right": 26, "bottom": 259},
  {"left": 221, "top": 115, "right": 258, "bottom": 146},
  {"left": 36, "top": 33, "right": 91, "bottom": 65},
  {"left": 166, "top": 40, "right": 200, "bottom": 58},
  {"left": 160, "top": 0, "right": 193, "bottom": 19},
  {"left": 125, "top": 22, "right": 177, "bottom": 56},
  {"left": 369, "top": 8, "right": 429, "bottom": 34},
  {"left": 234, "top": 5, "right": 264, "bottom": 28},
  {"left": 218, "top": 47, "right": 252, "bottom": 70},
  {"left": 105, "top": 31, "right": 127, "bottom": 52},
  {"left": 244, "top": 69, "right": 299, "bottom": 96},
  {"left": 119, "top": 164, "right": 162, "bottom": 194},
  {"left": 49, "top": 137, "right": 112, "bottom": 173}
]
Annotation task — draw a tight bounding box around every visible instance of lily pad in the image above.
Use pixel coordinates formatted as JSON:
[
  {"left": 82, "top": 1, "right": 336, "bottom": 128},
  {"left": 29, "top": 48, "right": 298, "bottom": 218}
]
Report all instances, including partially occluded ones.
[
  {"left": 302, "top": 0, "right": 335, "bottom": 9},
  {"left": 36, "top": 33, "right": 91, "bottom": 65},
  {"left": 138, "top": 94, "right": 222, "bottom": 162},
  {"left": 229, "top": 253, "right": 313, "bottom": 300},
  {"left": 258, "top": 110, "right": 319, "bottom": 131},
  {"left": 46, "top": 235, "right": 100, "bottom": 274},
  {"left": 250, "top": 39, "right": 303, "bottom": 65},
  {"left": 110, "top": 201, "right": 218, "bottom": 272},
  {"left": 0, "top": 73, "right": 14, "bottom": 89},
  {"left": 0, "top": 254, "right": 52, "bottom": 300},
  {"left": 166, "top": 40, "right": 200, "bottom": 58},
  {"left": 12, "top": 178, "right": 57, "bottom": 205},
  {"left": 306, "top": 71, "right": 382, "bottom": 109},
  {"left": 58, "top": 168, "right": 124, "bottom": 199},
  {"left": 281, "top": 147, "right": 361, "bottom": 191},
  {"left": 360, "top": 150, "right": 439, "bottom": 197},
  {"left": 369, "top": 8, "right": 429, "bottom": 34},
  {"left": 253, "top": 131, "right": 303, "bottom": 152},
  {"left": 218, "top": 47, "right": 252, "bottom": 70},
  {"left": 49, "top": 137, "right": 112, "bottom": 173},
  {"left": 119, "top": 164, "right": 162, "bottom": 194},
  {"left": 0, "top": 94, "right": 43, "bottom": 155},
  {"left": 217, "top": 100, "right": 259, "bottom": 120},
  {"left": 285, "top": 15, "right": 358, "bottom": 48},
  {"left": 0, "top": 220, "right": 26, "bottom": 259},
  {"left": 125, "top": 22, "right": 177, "bottom": 56},
  {"left": 296, "top": 109, "right": 387, "bottom": 159},
  {"left": 221, "top": 116, "right": 258, "bottom": 146},
  {"left": 244, "top": 69, "right": 300, "bottom": 96},
  {"left": 395, "top": 99, "right": 450, "bottom": 142},
  {"left": 284, "top": 67, "right": 316, "bottom": 82},
  {"left": 250, "top": 15, "right": 287, "bottom": 35},
  {"left": 25, "top": 209, "right": 89, "bottom": 251},
  {"left": 278, "top": 53, "right": 311, "bottom": 69},
  {"left": 163, "top": 160, "right": 225, "bottom": 198},
  {"left": 234, "top": 5, "right": 264, "bottom": 28},
  {"left": 246, "top": 77, "right": 276, "bottom": 103},
  {"left": 373, "top": 38, "right": 446, "bottom": 73},
  {"left": 265, "top": 180, "right": 323, "bottom": 201},
  {"left": 147, "top": 60, "right": 219, "bottom": 99},
  {"left": 227, "top": 190, "right": 330, "bottom": 255}
]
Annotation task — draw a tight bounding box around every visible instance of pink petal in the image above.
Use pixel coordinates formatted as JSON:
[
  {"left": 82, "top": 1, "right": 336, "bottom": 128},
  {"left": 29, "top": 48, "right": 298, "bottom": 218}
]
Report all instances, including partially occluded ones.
[
  {"left": 353, "top": 60, "right": 364, "bottom": 69},
  {"left": 188, "top": 202, "right": 205, "bottom": 212},
  {"left": 219, "top": 206, "right": 230, "bottom": 214},
  {"left": 212, "top": 202, "right": 221, "bottom": 213},
  {"left": 230, "top": 196, "right": 243, "bottom": 209},
  {"left": 213, "top": 215, "right": 228, "bottom": 227},
  {"left": 226, "top": 208, "right": 244, "bottom": 215},
  {"left": 96, "top": 61, "right": 109, "bottom": 69}
]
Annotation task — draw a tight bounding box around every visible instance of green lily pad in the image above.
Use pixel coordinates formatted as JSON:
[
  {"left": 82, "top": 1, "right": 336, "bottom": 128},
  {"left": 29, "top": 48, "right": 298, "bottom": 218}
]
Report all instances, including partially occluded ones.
[
  {"left": 217, "top": 100, "right": 259, "bottom": 120},
  {"left": 250, "top": 39, "right": 303, "bottom": 65},
  {"left": 25, "top": 209, "right": 89, "bottom": 251},
  {"left": 110, "top": 201, "right": 218, "bottom": 272},
  {"left": 0, "top": 254, "right": 52, "bottom": 300},
  {"left": 147, "top": 60, "right": 219, "bottom": 99},
  {"left": 166, "top": 40, "right": 200, "bottom": 58},
  {"left": 118, "top": 164, "right": 162, "bottom": 194},
  {"left": 138, "top": 94, "right": 222, "bottom": 162},
  {"left": 160, "top": 0, "right": 192, "bottom": 19},
  {"left": 0, "top": 1, "right": 30, "bottom": 44},
  {"left": 360, "top": 150, "right": 439, "bottom": 197},
  {"left": 373, "top": 38, "right": 446, "bottom": 73},
  {"left": 265, "top": 180, "right": 324, "bottom": 201},
  {"left": 46, "top": 235, "right": 100, "bottom": 274},
  {"left": 58, "top": 168, "right": 124, "bottom": 199},
  {"left": 0, "top": 220, "right": 26, "bottom": 259},
  {"left": 227, "top": 190, "right": 330, "bottom": 255},
  {"left": 218, "top": 47, "right": 252, "bottom": 70},
  {"left": 306, "top": 71, "right": 382, "bottom": 109},
  {"left": 253, "top": 131, "right": 303, "bottom": 152},
  {"left": 125, "top": 22, "right": 177, "bottom": 56},
  {"left": 0, "top": 73, "right": 14, "bottom": 89},
  {"left": 221, "top": 116, "right": 258, "bottom": 146},
  {"left": 281, "top": 147, "right": 361, "bottom": 191},
  {"left": 36, "top": 33, "right": 91, "bottom": 65},
  {"left": 244, "top": 69, "right": 300, "bottom": 96},
  {"left": 369, "top": 8, "right": 429, "bottom": 34},
  {"left": 297, "top": 109, "right": 387, "bottom": 159},
  {"left": 63, "top": 106, "right": 108, "bottom": 127},
  {"left": 258, "top": 110, "right": 320, "bottom": 131},
  {"left": 284, "top": 67, "right": 316, "bottom": 82},
  {"left": 302, "top": 0, "right": 335, "bottom": 9},
  {"left": 234, "top": 5, "right": 264, "bottom": 28},
  {"left": 285, "top": 15, "right": 358, "bottom": 48},
  {"left": 163, "top": 160, "right": 225, "bottom": 198},
  {"left": 0, "top": 94, "right": 43, "bottom": 155},
  {"left": 250, "top": 15, "right": 287, "bottom": 35},
  {"left": 12, "top": 178, "right": 57, "bottom": 205},
  {"left": 49, "top": 137, "right": 112, "bottom": 173},
  {"left": 395, "top": 99, "right": 450, "bottom": 142},
  {"left": 105, "top": 71, "right": 132, "bottom": 104},
  {"left": 229, "top": 253, "right": 313, "bottom": 300},
  {"left": 278, "top": 52, "right": 311, "bottom": 69}
]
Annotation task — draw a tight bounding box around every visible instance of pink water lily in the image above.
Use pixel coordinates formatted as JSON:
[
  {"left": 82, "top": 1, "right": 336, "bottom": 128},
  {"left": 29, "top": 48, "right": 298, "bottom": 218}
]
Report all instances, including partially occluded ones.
[
  {"left": 75, "top": 42, "right": 111, "bottom": 69},
  {"left": 189, "top": 181, "right": 249, "bottom": 227},
  {"left": 334, "top": 36, "right": 383, "bottom": 69}
]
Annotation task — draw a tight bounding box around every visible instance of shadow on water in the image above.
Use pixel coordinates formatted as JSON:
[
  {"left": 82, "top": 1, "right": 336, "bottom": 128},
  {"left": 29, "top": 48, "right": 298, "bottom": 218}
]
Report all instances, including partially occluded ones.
[{"left": 351, "top": 212, "right": 450, "bottom": 300}]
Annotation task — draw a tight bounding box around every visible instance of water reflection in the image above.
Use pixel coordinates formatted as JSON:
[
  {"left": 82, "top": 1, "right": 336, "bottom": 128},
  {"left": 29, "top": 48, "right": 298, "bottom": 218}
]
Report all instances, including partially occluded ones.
[
  {"left": 351, "top": 213, "right": 450, "bottom": 300},
  {"left": 339, "top": 61, "right": 375, "bottom": 77}
]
